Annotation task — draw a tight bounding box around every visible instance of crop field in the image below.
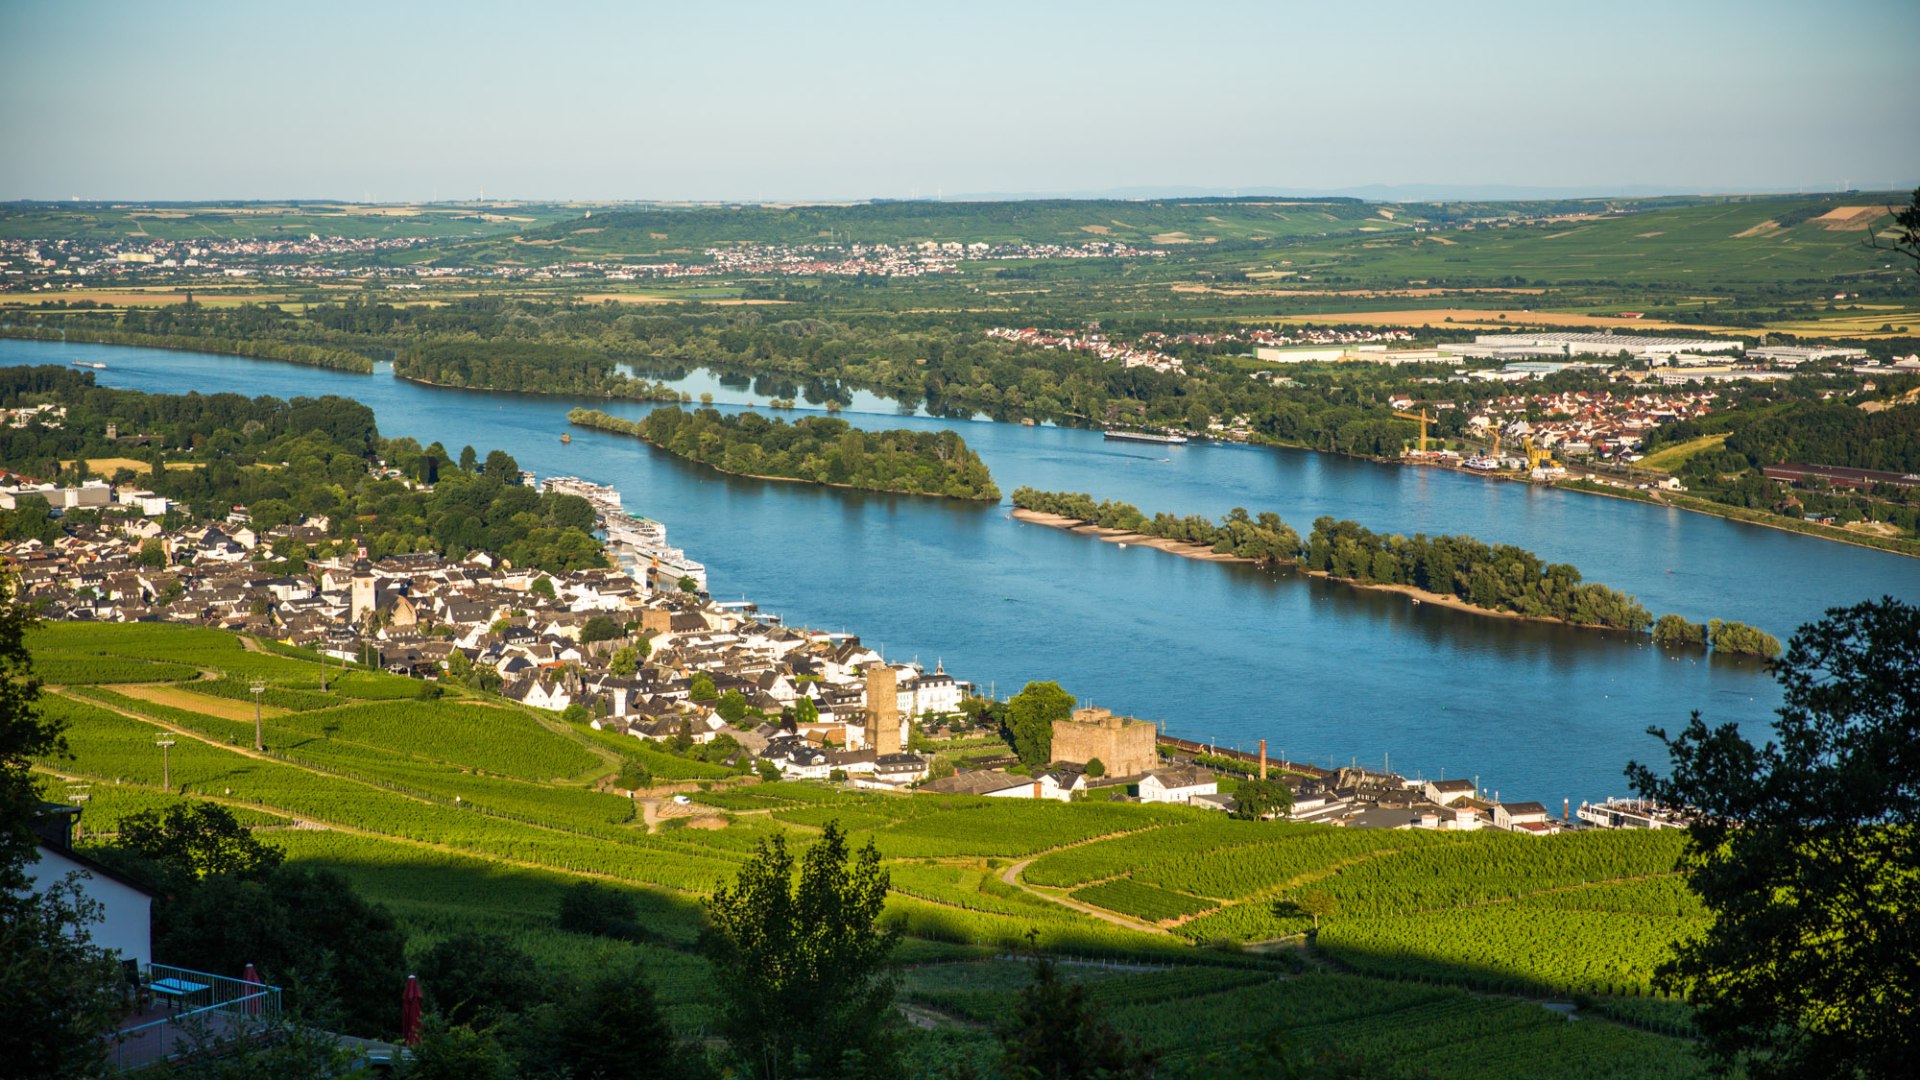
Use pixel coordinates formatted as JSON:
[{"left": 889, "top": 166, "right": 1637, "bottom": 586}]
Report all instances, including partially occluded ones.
[
  {"left": 110, "top": 683, "right": 291, "bottom": 723},
  {"left": 1636, "top": 433, "right": 1731, "bottom": 474},
  {"left": 25, "top": 622, "right": 1710, "bottom": 1073}
]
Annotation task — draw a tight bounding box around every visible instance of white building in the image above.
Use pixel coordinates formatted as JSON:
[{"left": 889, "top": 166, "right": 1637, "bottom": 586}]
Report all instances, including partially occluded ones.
[{"left": 1136, "top": 766, "right": 1219, "bottom": 805}]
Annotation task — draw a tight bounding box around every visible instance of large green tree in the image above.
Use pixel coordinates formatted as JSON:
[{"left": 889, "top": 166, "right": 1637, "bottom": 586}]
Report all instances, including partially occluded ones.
[
  {"left": 1005, "top": 681, "right": 1076, "bottom": 767},
  {"left": 1627, "top": 596, "right": 1918, "bottom": 1079},
  {"left": 700, "top": 822, "right": 901, "bottom": 1079}
]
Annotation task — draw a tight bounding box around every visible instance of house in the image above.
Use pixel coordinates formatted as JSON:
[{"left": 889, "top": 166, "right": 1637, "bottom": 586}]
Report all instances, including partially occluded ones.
[
  {"left": 1424, "top": 778, "right": 1476, "bottom": 806},
  {"left": 26, "top": 803, "right": 152, "bottom": 965},
  {"left": 1135, "top": 765, "right": 1218, "bottom": 805},
  {"left": 1489, "top": 799, "right": 1551, "bottom": 834}
]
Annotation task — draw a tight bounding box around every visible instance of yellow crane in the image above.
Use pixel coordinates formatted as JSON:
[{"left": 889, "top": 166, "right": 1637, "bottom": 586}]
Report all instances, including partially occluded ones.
[
  {"left": 1523, "top": 435, "right": 1554, "bottom": 472},
  {"left": 1393, "top": 408, "right": 1435, "bottom": 456}
]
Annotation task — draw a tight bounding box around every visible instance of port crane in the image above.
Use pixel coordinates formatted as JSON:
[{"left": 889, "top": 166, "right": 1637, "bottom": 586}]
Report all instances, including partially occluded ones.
[
  {"left": 1393, "top": 408, "right": 1436, "bottom": 456},
  {"left": 1522, "top": 435, "right": 1556, "bottom": 472}
]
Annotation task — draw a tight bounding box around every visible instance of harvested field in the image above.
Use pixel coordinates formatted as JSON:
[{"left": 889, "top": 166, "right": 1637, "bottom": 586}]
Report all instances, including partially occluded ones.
[
  {"left": 63, "top": 457, "right": 201, "bottom": 474},
  {"left": 113, "top": 684, "right": 292, "bottom": 722},
  {"left": 1815, "top": 205, "right": 1892, "bottom": 229},
  {"left": 1261, "top": 308, "right": 1728, "bottom": 331}
]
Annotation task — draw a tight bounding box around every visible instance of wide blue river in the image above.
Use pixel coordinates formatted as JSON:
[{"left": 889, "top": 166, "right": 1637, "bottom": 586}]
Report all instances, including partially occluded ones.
[{"left": 7, "top": 339, "right": 1915, "bottom": 805}]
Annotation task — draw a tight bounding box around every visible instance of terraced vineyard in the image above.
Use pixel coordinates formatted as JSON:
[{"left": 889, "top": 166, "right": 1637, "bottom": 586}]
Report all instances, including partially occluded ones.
[{"left": 25, "top": 622, "right": 1710, "bottom": 1077}]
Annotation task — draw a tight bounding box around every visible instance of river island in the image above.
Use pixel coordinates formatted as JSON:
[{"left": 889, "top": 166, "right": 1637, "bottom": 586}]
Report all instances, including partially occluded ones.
[{"left": 570, "top": 405, "right": 1001, "bottom": 501}]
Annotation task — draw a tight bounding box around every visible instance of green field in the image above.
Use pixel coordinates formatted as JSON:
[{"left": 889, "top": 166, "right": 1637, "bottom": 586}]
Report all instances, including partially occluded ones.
[{"left": 28, "top": 622, "right": 1708, "bottom": 1076}]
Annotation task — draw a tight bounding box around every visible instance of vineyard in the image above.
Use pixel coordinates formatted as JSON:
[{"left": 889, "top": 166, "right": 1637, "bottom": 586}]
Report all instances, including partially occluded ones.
[{"left": 25, "top": 622, "right": 1712, "bottom": 1077}]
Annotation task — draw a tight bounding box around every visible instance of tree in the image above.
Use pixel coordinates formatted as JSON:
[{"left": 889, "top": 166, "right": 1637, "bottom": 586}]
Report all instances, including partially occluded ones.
[
  {"left": 482, "top": 449, "right": 519, "bottom": 481},
  {"left": 557, "top": 881, "right": 642, "bottom": 940},
  {"left": 530, "top": 575, "right": 555, "bottom": 600},
  {"left": 1651, "top": 613, "right": 1707, "bottom": 649},
  {"left": 677, "top": 575, "right": 699, "bottom": 594},
  {"left": 112, "top": 802, "right": 285, "bottom": 884},
  {"left": 792, "top": 696, "right": 819, "bottom": 726},
  {"left": 458, "top": 445, "right": 478, "bottom": 473},
  {"left": 995, "top": 947, "right": 1157, "bottom": 1080},
  {"left": 517, "top": 962, "right": 694, "bottom": 1080},
  {"left": 413, "top": 932, "right": 547, "bottom": 1028},
  {"left": 1084, "top": 757, "right": 1106, "bottom": 778},
  {"left": 608, "top": 646, "right": 639, "bottom": 677},
  {"left": 1005, "top": 681, "right": 1074, "bottom": 767},
  {"left": 716, "top": 690, "right": 749, "bottom": 725},
  {"left": 1285, "top": 889, "right": 1337, "bottom": 932},
  {"left": 1626, "top": 597, "right": 1918, "bottom": 1079},
  {"left": 579, "top": 615, "right": 623, "bottom": 645},
  {"left": 701, "top": 822, "right": 901, "bottom": 1079},
  {"left": 152, "top": 865, "right": 407, "bottom": 1038},
  {"left": 403, "top": 1020, "right": 515, "bottom": 1080},
  {"left": 1231, "top": 778, "right": 1294, "bottom": 821},
  {"left": 688, "top": 672, "right": 718, "bottom": 702},
  {"left": 1867, "top": 186, "right": 1920, "bottom": 275},
  {"left": 138, "top": 537, "right": 167, "bottom": 568}
]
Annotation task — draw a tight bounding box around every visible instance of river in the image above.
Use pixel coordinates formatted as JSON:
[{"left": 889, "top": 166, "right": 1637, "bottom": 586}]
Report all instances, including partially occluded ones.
[{"left": 8, "top": 338, "right": 1915, "bottom": 805}]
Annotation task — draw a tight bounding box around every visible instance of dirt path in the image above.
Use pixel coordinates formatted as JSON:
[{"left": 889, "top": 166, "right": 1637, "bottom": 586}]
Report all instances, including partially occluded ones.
[
  {"left": 998, "top": 856, "right": 1168, "bottom": 933},
  {"left": 991, "top": 826, "right": 1182, "bottom": 935}
]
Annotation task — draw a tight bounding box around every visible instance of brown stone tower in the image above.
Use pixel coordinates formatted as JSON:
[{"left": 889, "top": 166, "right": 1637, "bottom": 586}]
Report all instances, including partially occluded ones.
[{"left": 865, "top": 662, "right": 901, "bottom": 755}]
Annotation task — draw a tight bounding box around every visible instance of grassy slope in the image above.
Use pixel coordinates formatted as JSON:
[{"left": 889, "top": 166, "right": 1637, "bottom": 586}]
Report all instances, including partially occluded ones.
[{"left": 29, "top": 622, "right": 1705, "bottom": 1077}]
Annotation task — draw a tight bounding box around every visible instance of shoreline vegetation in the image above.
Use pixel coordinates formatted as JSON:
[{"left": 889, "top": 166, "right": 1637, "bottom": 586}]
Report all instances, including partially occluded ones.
[
  {"left": 1553, "top": 475, "right": 1920, "bottom": 560},
  {"left": 571, "top": 406, "right": 1001, "bottom": 501},
  {"left": 1009, "top": 488, "right": 1781, "bottom": 654},
  {"left": 0, "top": 324, "right": 372, "bottom": 373},
  {"left": 394, "top": 341, "right": 684, "bottom": 401}
]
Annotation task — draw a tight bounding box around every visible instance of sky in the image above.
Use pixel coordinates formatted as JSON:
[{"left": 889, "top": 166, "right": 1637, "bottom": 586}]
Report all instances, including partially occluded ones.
[{"left": 2, "top": 0, "right": 1917, "bottom": 202}]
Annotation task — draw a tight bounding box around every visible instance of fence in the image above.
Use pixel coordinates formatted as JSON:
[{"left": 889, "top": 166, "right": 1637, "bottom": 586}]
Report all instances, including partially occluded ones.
[{"left": 106, "top": 963, "right": 282, "bottom": 1072}]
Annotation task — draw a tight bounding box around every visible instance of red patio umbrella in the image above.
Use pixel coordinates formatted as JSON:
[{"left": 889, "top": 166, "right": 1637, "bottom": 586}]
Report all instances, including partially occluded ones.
[
  {"left": 242, "top": 963, "right": 263, "bottom": 1017},
  {"left": 401, "top": 974, "right": 423, "bottom": 1046}
]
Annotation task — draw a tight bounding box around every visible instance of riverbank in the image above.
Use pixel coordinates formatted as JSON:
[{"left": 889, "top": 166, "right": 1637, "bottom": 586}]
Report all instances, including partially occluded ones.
[
  {"left": 0, "top": 325, "right": 373, "bottom": 373},
  {"left": 1552, "top": 475, "right": 1920, "bottom": 559},
  {"left": 1010, "top": 509, "right": 1253, "bottom": 561}
]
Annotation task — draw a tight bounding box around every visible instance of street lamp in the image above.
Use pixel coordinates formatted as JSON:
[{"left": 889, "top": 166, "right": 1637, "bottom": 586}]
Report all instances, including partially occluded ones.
[
  {"left": 155, "top": 737, "right": 176, "bottom": 790},
  {"left": 250, "top": 679, "right": 266, "bottom": 751}
]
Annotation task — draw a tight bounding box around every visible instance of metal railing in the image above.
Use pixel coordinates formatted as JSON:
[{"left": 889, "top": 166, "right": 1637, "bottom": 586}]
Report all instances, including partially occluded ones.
[{"left": 107, "top": 963, "right": 282, "bottom": 1072}]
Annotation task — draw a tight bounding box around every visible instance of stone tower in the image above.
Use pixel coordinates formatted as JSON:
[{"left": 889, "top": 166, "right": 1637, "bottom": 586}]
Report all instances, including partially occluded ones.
[
  {"left": 865, "top": 662, "right": 901, "bottom": 755},
  {"left": 350, "top": 561, "right": 377, "bottom": 625}
]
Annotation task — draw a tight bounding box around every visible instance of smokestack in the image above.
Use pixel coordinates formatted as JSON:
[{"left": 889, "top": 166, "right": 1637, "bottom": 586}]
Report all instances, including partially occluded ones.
[{"left": 1259, "top": 739, "right": 1268, "bottom": 780}]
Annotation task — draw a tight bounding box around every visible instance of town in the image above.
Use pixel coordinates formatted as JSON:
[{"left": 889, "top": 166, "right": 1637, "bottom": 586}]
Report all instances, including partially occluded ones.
[{"left": 1, "top": 458, "right": 1644, "bottom": 838}]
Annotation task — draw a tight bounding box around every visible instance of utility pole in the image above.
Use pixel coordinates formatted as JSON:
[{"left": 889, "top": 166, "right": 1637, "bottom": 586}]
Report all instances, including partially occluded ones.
[
  {"left": 156, "top": 737, "right": 175, "bottom": 790},
  {"left": 250, "top": 679, "right": 266, "bottom": 751},
  {"left": 319, "top": 637, "right": 327, "bottom": 692}
]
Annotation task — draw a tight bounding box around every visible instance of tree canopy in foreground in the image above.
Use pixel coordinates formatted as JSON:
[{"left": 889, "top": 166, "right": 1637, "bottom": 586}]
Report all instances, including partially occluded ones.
[{"left": 1628, "top": 596, "right": 1917, "bottom": 1079}]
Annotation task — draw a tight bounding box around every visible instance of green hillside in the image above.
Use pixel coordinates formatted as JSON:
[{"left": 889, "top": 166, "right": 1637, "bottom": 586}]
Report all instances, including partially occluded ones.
[
  {"left": 29, "top": 620, "right": 1710, "bottom": 1076},
  {"left": 0, "top": 201, "right": 581, "bottom": 242},
  {"left": 1301, "top": 194, "right": 1904, "bottom": 286}
]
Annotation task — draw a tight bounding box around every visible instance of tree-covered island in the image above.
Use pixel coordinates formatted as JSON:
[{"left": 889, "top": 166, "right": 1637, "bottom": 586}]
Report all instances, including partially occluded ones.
[
  {"left": 572, "top": 406, "right": 1001, "bottom": 500},
  {"left": 1013, "top": 487, "right": 1667, "bottom": 633}
]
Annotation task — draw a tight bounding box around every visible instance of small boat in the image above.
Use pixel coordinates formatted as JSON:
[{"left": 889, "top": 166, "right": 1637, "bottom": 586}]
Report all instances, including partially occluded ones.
[
  {"left": 560, "top": 433, "right": 572, "bottom": 444},
  {"left": 70, "top": 360, "right": 107, "bottom": 370}
]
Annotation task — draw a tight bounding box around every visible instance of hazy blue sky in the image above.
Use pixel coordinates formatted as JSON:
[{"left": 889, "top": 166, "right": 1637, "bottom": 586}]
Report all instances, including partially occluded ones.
[{"left": 3, "top": 0, "right": 1915, "bottom": 201}]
